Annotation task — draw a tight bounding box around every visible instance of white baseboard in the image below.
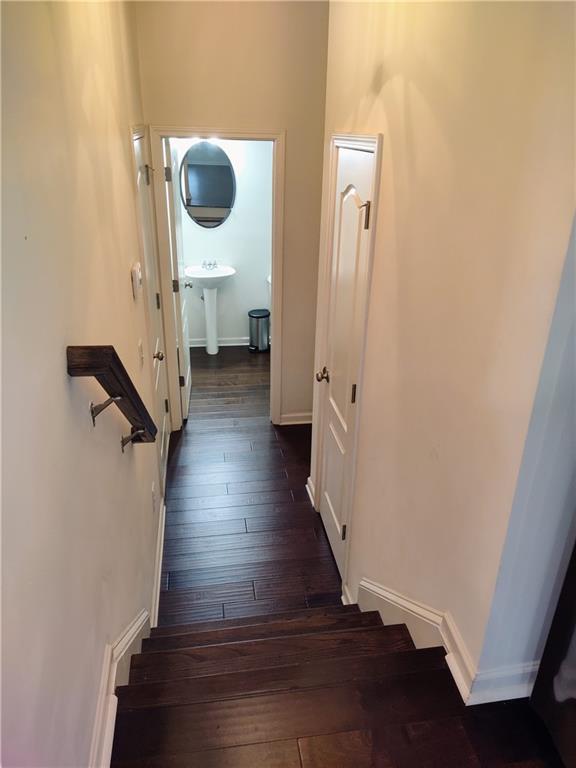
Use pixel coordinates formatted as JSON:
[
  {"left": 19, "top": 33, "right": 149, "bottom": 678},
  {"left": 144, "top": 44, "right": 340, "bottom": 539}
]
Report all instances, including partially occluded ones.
[
  {"left": 190, "top": 337, "right": 249, "bottom": 348},
  {"left": 357, "top": 578, "right": 476, "bottom": 703},
  {"left": 356, "top": 577, "right": 540, "bottom": 705},
  {"left": 341, "top": 583, "right": 354, "bottom": 606},
  {"left": 151, "top": 502, "right": 166, "bottom": 628},
  {"left": 89, "top": 609, "right": 149, "bottom": 768},
  {"left": 467, "top": 661, "right": 541, "bottom": 705},
  {"left": 306, "top": 477, "right": 316, "bottom": 508},
  {"left": 277, "top": 411, "right": 312, "bottom": 425}
]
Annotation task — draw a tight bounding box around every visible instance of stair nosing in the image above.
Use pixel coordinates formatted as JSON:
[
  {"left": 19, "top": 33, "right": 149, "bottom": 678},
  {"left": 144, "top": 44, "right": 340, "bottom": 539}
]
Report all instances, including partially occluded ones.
[
  {"left": 142, "top": 612, "right": 385, "bottom": 653},
  {"left": 151, "top": 604, "right": 359, "bottom": 636}
]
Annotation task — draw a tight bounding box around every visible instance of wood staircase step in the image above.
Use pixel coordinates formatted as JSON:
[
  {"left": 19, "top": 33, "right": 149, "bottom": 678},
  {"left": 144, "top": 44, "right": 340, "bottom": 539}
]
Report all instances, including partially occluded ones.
[
  {"left": 150, "top": 603, "right": 359, "bottom": 637},
  {"left": 117, "top": 646, "right": 446, "bottom": 710},
  {"left": 143, "top": 608, "right": 380, "bottom": 652},
  {"left": 113, "top": 740, "right": 301, "bottom": 768},
  {"left": 111, "top": 667, "right": 463, "bottom": 762},
  {"left": 129, "top": 624, "right": 414, "bottom": 683}
]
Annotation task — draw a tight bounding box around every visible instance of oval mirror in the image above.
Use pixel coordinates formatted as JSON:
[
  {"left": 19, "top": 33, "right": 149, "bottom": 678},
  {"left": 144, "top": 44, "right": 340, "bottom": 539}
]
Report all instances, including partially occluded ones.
[{"left": 179, "top": 141, "right": 236, "bottom": 228}]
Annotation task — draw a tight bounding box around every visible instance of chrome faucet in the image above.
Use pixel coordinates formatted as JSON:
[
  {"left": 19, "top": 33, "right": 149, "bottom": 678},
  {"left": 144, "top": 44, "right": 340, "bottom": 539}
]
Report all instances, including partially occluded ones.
[{"left": 201, "top": 260, "right": 219, "bottom": 271}]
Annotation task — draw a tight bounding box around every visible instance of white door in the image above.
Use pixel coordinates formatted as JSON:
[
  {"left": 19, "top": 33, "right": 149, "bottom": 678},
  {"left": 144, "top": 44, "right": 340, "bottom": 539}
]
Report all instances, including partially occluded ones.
[
  {"left": 133, "top": 133, "right": 171, "bottom": 488},
  {"left": 163, "top": 138, "right": 193, "bottom": 422},
  {"left": 314, "top": 136, "right": 381, "bottom": 574}
]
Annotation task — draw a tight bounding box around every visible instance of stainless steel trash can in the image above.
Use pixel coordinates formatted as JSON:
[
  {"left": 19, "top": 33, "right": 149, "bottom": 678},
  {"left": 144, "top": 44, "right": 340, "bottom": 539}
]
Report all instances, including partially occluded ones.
[{"left": 248, "top": 309, "right": 270, "bottom": 352}]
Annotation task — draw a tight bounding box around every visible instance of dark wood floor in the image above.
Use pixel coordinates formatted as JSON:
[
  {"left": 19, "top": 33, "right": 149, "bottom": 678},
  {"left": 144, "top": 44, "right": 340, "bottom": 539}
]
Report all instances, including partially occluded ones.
[
  {"left": 159, "top": 346, "right": 341, "bottom": 625},
  {"left": 111, "top": 347, "right": 562, "bottom": 768}
]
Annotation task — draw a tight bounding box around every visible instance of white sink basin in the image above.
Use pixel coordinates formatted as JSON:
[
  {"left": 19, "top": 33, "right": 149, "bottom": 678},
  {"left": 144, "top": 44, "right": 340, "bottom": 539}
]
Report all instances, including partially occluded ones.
[{"left": 184, "top": 264, "right": 236, "bottom": 289}]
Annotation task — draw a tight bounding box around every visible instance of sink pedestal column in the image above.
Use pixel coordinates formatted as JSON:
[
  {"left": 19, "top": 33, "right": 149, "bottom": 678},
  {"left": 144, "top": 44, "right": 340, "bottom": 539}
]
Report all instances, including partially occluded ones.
[{"left": 203, "top": 287, "right": 219, "bottom": 355}]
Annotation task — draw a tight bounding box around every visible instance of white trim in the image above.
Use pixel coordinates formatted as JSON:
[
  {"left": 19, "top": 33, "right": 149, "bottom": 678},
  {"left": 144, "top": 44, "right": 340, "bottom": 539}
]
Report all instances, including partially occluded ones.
[
  {"left": 89, "top": 610, "right": 149, "bottom": 768},
  {"left": 341, "top": 583, "right": 354, "bottom": 606},
  {"left": 357, "top": 578, "right": 475, "bottom": 703},
  {"left": 356, "top": 578, "right": 539, "bottom": 705},
  {"left": 277, "top": 411, "right": 312, "bottom": 425},
  {"left": 149, "top": 126, "right": 285, "bottom": 426},
  {"left": 189, "top": 337, "right": 250, "bottom": 348},
  {"left": 306, "top": 476, "right": 316, "bottom": 508},
  {"left": 467, "top": 661, "right": 541, "bottom": 705},
  {"left": 150, "top": 502, "right": 166, "bottom": 628}
]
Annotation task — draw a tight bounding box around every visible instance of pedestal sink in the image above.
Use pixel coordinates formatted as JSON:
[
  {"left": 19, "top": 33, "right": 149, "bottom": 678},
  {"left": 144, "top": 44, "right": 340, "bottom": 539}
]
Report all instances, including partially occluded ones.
[{"left": 184, "top": 264, "right": 236, "bottom": 355}]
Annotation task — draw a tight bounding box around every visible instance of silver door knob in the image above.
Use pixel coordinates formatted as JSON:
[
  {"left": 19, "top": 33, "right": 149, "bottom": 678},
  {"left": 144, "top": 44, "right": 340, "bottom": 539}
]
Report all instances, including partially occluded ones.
[
  {"left": 184, "top": 282, "right": 194, "bottom": 288},
  {"left": 315, "top": 366, "right": 330, "bottom": 383},
  {"left": 153, "top": 351, "right": 165, "bottom": 361}
]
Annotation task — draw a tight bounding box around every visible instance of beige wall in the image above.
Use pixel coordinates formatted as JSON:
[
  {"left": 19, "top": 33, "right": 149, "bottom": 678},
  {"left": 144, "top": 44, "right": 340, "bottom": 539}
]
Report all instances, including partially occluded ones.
[
  {"left": 322, "top": 1, "right": 574, "bottom": 673},
  {"left": 2, "top": 3, "right": 159, "bottom": 765},
  {"left": 132, "top": 1, "right": 329, "bottom": 421}
]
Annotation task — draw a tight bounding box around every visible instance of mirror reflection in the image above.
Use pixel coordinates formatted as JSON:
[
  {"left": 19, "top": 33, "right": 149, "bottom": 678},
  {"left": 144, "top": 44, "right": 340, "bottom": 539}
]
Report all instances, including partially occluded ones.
[{"left": 179, "top": 141, "right": 236, "bottom": 228}]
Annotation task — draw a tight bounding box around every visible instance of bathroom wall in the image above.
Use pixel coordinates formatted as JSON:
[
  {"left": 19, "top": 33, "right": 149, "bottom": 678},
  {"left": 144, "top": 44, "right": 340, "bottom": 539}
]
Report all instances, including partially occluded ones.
[
  {"left": 133, "top": 1, "right": 328, "bottom": 422},
  {"left": 172, "top": 139, "right": 273, "bottom": 346}
]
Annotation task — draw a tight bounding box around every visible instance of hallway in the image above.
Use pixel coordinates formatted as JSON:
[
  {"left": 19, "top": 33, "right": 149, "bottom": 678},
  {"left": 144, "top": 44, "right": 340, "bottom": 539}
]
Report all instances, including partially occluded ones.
[{"left": 159, "top": 346, "right": 342, "bottom": 625}]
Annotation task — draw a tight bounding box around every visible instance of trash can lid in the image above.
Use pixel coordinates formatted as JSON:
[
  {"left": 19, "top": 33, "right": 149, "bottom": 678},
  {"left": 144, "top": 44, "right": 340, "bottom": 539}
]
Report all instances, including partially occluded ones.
[{"left": 248, "top": 309, "right": 270, "bottom": 318}]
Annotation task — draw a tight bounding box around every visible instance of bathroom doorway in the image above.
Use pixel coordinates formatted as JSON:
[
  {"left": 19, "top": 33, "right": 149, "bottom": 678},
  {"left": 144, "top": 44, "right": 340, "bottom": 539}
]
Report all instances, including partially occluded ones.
[{"left": 150, "top": 128, "right": 285, "bottom": 427}]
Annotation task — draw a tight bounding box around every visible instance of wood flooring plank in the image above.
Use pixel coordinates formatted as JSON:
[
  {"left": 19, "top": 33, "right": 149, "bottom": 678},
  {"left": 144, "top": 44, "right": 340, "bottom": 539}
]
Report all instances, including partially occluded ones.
[
  {"left": 112, "top": 740, "right": 301, "bottom": 768},
  {"left": 118, "top": 648, "right": 446, "bottom": 711},
  {"left": 113, "top": 670, "right": 463, "bottom": 759},
  {"left": 157, "top": 603, "right": 224, "bottom": 626},
  {"left": 130, "top": 626, "right": 409, "bottom": 683},
  {"left": 246, "top": 511, "right": 320, "bottom": 533},
  {"left": 226, "top": 478, "right": 298, "bottom": 495},
  {"left": 168, "top": 468, "right": 288, "bottom": 488},
  {"left": 166, "top": 489, "right": 293, "bottom": 512},
  {"left": 164, "top": 519, "right": 247, "bottom": 540},
  {"left": 165, "top": 556, "right": 339, "bottom": 591},
  {"left": 150, "top": 605, "right": 360, "bottom": 637},
  {"left": 145, "top": 610, "right": 379, "bottom": 652},
  {"left": 162, "top": 541, "right": 331, "bottom": 572},
  {"left": 163, "top": 529, "right": 320, "bottom": 559},
  {"left": 254, "top": 574, "right": 341, "bottom": 600},
  {"left": 164, "top": 501, "right": 315, "bottom": 525},
  {"left": 158, "top": 582, "right": 254, "bottom": 609},
  {"left": 224, "top": 596, "right": 309, "bottom": 618}
]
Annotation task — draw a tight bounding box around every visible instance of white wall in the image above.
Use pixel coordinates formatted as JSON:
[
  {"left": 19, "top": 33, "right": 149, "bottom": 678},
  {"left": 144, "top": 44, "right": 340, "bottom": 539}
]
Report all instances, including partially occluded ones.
[
  {"left": 2, "top": 3, "right": 159, "bottom": 765},
  {"left": 318, "top": 1, "right": 575, "bottom": 699},
  {"left": 133, "top": 1, "right": 328, "bottom": 421},
  {"left": 172, "top": 139, "right": 273, "bottom": 346},
  {"left": 474, "top": 219, "right": 576, "bottom": 703}
]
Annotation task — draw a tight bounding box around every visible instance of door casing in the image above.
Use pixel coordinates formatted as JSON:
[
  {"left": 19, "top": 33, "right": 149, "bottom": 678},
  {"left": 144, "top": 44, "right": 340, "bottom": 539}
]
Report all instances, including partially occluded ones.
[
  {"left": 309, "top": 133, "right": 382, "bottom": 589},
  {"left": 149, "top": 126, "right": 286, "bottom": 427},
  {"left": 131, "top": 125, "right": 171, "bottom": 491}
]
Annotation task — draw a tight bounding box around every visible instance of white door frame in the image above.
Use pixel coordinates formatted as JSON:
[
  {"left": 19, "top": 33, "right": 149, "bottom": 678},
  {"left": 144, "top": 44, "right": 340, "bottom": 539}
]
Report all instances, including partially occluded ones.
[
  {"left": 149, "top": 125, "right": 286, "bottom": 426},
  {"left": 309, "top": 133, "right": 382, "bottom": 586},
  {"left": 130, "top": 124, "right": 171, "bottom": 489}
]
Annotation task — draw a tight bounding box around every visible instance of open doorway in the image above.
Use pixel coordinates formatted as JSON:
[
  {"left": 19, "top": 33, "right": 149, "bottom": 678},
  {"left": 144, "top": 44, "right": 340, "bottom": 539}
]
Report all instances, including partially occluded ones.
[{"left": 150, "top": 128, "right": 285, "bottom": 429}]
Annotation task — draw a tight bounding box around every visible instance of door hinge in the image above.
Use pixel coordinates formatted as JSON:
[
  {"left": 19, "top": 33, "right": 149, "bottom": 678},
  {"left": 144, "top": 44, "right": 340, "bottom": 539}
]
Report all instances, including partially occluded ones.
[
  {"left": 155, "top": 292, "right": 161, "bottom": 309},
  {"left": 164, "top": 166, "right": 172, "bottom": 182},
  {"left": 341, "top": 524, "right": 347, "bottom": 541},
  {"left": 144, "top": 164, "right": 152, "bottom": 185},
  {"left": 172, "top": 279, "right": 179, "bottom": 293},
  {"left": 179, "top": 375, "right": 185, "bottom": 387},
  {"left": 361, "top": 200, "right": 371, "bottom": 230},
  {"left": 164, "top": 398, "right": 169, "bottom": 413},
  {"left": 351, "top": 384, "right": 357, "bottom": 404}
]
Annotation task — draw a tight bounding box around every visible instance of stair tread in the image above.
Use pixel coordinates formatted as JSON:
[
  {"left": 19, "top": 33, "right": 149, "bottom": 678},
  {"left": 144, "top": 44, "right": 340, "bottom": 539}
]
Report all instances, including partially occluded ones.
[
  {"left": 151, "top": 603, "right": 359, "bottom": 636},
  {"left": 118, "top": 646, "right": 446, "bottom": 710},
  {"left": 129, "top": 624, "right": 414, "bottom": 683},
  {"left": 143, "top": 609, "right": 382, "bottom": 652},
  {"left": 112, "top": 667, "right": 463, "bottom": 761}
]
